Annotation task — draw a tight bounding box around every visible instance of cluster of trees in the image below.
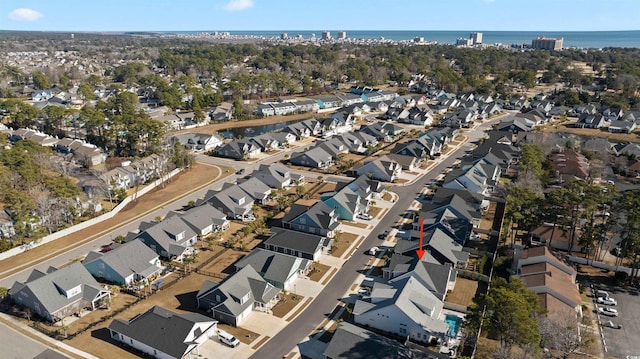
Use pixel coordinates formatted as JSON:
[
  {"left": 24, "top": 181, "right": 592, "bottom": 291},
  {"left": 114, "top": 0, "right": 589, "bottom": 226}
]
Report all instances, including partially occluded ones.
[
  {"left": 0, "top": 139, "right": 89, "bottom": 248},
  {"left": 466, "top": 277, "right": 584, "bottom": 359}
]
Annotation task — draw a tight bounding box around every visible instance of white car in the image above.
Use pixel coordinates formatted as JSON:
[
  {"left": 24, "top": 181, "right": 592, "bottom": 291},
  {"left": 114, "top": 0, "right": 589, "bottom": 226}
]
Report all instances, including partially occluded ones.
[
  {"left": 597, "top": 296, "right": 617, "bottom": 305},
  {"left": 358, "top": 213, "right": 372, "bottom": 220},
  {"left": 598, "top": 307, "right": 619, "bottom": 317}
]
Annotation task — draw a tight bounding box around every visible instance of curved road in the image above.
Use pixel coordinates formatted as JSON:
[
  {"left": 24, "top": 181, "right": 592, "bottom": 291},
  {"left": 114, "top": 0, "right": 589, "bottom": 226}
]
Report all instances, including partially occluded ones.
[{"left": 251, "top": 119, "right": 501, "bottom": 359}]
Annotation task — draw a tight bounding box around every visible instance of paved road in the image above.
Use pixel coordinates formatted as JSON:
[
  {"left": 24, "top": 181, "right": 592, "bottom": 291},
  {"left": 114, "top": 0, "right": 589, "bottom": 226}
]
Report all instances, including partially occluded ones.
[
  {"left": 251, "top": 120, "right": 500, "bottom": 359},
  {"left": 0, "top": 321, "right": 60, "bottom": 359}
]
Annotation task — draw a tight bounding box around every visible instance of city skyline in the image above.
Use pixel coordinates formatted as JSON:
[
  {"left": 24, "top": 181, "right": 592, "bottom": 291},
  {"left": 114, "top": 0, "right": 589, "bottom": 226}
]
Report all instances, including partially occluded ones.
[{"left": 1, "top": 0, "right": 639, "bottom": 32}]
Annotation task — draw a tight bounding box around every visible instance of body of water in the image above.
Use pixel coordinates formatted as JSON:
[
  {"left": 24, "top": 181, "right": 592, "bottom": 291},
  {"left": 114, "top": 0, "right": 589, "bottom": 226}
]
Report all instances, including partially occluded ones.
[
  {"left": 175, "top": 30, "right": 640, "bottom": 49},
  {"left": 219, "top": 118, "right": 305, "bottom": 139}
]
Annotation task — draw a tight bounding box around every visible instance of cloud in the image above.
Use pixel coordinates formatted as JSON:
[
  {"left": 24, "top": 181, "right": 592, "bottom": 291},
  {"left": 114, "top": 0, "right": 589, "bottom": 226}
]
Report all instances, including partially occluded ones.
[
  {"left": 8, "top": 8, "right": 43, "bottom": 21},
  {"left": 224, "top": 0, "right": 254, "bottom": 11}
]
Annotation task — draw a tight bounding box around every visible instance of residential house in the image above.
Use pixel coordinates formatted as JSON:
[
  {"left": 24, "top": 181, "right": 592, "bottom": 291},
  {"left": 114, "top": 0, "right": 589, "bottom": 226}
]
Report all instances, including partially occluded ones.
[
  {"left": 575, "top": 113, "right": 605, "bottom": 129},
  {"left": 354, "top": 155, "right": 402, "bottom": 182},
  {"left": 395, "top": 227, "right": 470, "bottom": 268},
  {"left": 353, "top": 275, "right": 450, "bottom": 344},
  {"left": 0, "top": 209, "right": 15, "bottom": 239},
  {"left": 83, "top": 240, "right": 162, "bottom": 286},
  {"left": 608, "top": 120, "right": 637, "bottom": 133},
  {"left": 321, "top": 180, "right": 369, "bottom": 221},
  {"left": 281, "top": 201, "right": 340, "bottom": 238},
  {"left": 316, "top": 95, "right": 342, "bottom": 109},
  {"left": 210, "top": 102, "right": 234, "bottom": 121},
  {"left": 270, "top": 102, "right": 297, "bottom": 116},
  {"left": 335, "top": 133, "right": 367, "bottom": 154},
  {"left": 250, "top": 134, "right": 279, "bottom": 152},
  {"left": 234, "top": 248, "right": 311, "bottom": 290},
  {"left": 612, "top": 142, "right": 640, "bottom": 158},
  {"left": 196, "top": 265, "right": 280, "bottom": 326},
  {"left": 238, "top": 177, "right": 272, "bottom": 205},
  {"left": 602, "top": 107, "right": 624, "bottom": 121},
  {"left": 198, "top": 183, "right": 255, "bottom": 221},
  {"left": 498, "top": 116, "right": 535, "bottom": 133},
  {"left": 270, "top": 131, "right": 296, "bottom": 147},
  {"left": 135, "top": 215, "right": 198, "bottom": 261},
  {"left": 290, "top": 147, "right": 333, "bottom": 169},
  {"left": 317, "top": 138, "right": 349, "bottom": 158},
  {"left": 215, "top": 139, "right": 261, "bottom": 160},
  {"left": 301, "top": 118, "right": 322, "bottom": 136},
  {"left": 170, "top": 133, "right": 223, "bottom": 152},
  {"left": 253, "top": 163, "right": 293, "bottom": 188},
  {"left": 282, "top": 122, "right": 311, "bottom": 139},
  {"left": 391, "top": 262, "right": 457, "bottom": 302},
  {"left": 9, "top": 262, "right": 111, "bottom": 323},
  {"left": 386, "top": 153, "right": 421, "bottom": 171},
  {"left": 257, "top": 104, "right": 275, "bottom": 117},
  {"left": 442, "top": 159, "right": 501, "bottom": 196},
  {"left": 262, "top": 228, "right": 331, "bottom": 261},
  {"left": 324, "top": 322, "right": 431, "bottom": 359},
  {"left": 170, "top": 203, "right": 230, "bottom": 236},
  {"left": 338, "top": 93, "right": 364, "bottom": 106},
  {"left": 413, "top": 193, "right": 482, "bottom": 242},
  {"left": 108, "top": 306, "right": 218, "bottom": 359},
  {"left": 530, "top": 224, "right": 583, "bottom": 252},
  {"left": 101, "top": 167, "right": 134, "bottom": 191},
  {"left": 294, "top": 99, "right": 320, "bottom": 113}
]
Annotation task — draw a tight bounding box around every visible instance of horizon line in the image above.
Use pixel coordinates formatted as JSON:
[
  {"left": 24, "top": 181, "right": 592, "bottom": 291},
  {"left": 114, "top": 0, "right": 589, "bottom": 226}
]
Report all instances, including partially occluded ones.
[{"left": 1, "top": 29, "right": 639, "bottom": 33}]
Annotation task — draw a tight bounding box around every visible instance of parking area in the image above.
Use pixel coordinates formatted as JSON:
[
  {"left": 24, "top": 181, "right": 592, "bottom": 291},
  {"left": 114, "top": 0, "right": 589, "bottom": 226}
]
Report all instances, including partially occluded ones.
[{"left": 591, "top": 284, "right": 640, "bottom": 358}]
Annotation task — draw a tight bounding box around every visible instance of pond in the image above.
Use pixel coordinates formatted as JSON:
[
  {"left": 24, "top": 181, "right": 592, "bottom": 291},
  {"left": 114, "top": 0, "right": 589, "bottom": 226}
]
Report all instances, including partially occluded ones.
[{"left": 219, "top": 118, "right": 308, "bottom": 139}]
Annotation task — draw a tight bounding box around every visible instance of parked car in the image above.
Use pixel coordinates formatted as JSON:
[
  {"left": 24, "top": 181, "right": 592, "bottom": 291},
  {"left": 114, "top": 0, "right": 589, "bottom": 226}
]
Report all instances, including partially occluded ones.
[
  {"left": 601, "top": 320, "right": 622, "bottom": 329},
  {"left": 358, "top": 213, "right": 372, "bottom": 220},
  {"left": 378, "top": 231, "right": 389, "bottom": 240},
  {"left": 236, "top": 168, "right": 245, "bottom": 175},
  {"left": 597, "top": 297, "right": 617, "bottom": 305},
  {"left": 598, "top": 307, "right": 619, "bottom": 317},
  {"left": 218, "top": 330, "right": 240, "bottom": 348}
]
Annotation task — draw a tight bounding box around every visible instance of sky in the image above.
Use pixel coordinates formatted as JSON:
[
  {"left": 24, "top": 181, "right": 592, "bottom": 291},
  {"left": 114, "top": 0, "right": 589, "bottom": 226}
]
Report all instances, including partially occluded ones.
[{"left": 0, "top": 0, "right": 639, "bottom": 32}]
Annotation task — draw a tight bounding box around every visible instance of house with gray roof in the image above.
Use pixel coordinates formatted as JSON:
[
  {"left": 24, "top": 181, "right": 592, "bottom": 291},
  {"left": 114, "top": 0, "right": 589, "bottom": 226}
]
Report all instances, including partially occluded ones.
[
  {"left": 83, "top": 239, "right": 162, "bottom": 287},
  {"left": 353, "top": 275, "right": 450, "bottom": 345},
  {"left": 253, "top": 163, "right": 294, "bottom": 188},
  {"left": 608, "top": 120, "right": 637, "bottom": 133},
  {"left": 354, "top": 155, "right": 402, "bottom": 182},
  {"left": 250, "top": 133, "right": 279, "bottom": 152},
  {"left": 196, "top": 265, "right": 280, "bottom": 326},
  {"left": 9, "top": 262, "right": 111, "bottom": 323},
  {"left": 263, "top": 228, "right": 331, "bottom": 261},
  {"left": 335, "top": 133, "right": 367, "bottom": 154},
  {"left": 215, "top": 139, "right": 261, "bottom": 160},
  {"left": 498, "top": 116, "right": 535, "bottom": 133},
  {"left": 270, "top": 131, "right": 297, "bottom": 147},
  {"left": 318, "top": 137, "right": 349, "bottom": 158},
  {"left": 324, "top": 322, "right": 433, "bottom": 359},
  {"left": 290, "top": 147, "right": 333, "bottom": 169},
  {"left": 234, "top": 248, "right": 311, "bottom": 290},
  {"left": 108, "top": 306, "right": 217, "bottom": 359},
  {"left": 168, "top": 203, "right": 229, "bottom": 236},
  {"left": 281, "top": 201, "right": 340, "bottom": 238},
  {"left": 391, "top": 262, "right": 457, "bottom": 301},
  {"left": 321, "top": 179, "right": 369, "bottom": 221},
  {"left": 170, "top": 132, "right": 223, "bottom": 152},
  {"left": 238, "top": 177, "right": 272, "bottom": 205},
  {"left": 282, "top": 122, "right": 311, "bottom": 139},
  {"left": 198, "top": 183, "right": 255, "bottom": 221},
  {"left": 612, "top": 142, "right": 640, "bottom": 157},
  {"left": 134, "top": 215, "right": 198, "bottom": 261},
  {"left": 395, "top": 227, "right": 470, "bottom": 268}
]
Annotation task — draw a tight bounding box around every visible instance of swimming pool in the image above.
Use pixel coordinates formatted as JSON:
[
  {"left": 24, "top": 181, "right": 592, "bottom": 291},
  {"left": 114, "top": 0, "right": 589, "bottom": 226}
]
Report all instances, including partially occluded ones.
[{"left": 444, "top": 314, "right": 462, "bottom": 338}]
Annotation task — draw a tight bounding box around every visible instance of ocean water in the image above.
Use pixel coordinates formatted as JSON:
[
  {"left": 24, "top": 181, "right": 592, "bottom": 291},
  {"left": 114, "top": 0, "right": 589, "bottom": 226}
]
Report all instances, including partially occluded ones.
[{"left": 176, "top": 30, "right": 640, "bottom": 49}]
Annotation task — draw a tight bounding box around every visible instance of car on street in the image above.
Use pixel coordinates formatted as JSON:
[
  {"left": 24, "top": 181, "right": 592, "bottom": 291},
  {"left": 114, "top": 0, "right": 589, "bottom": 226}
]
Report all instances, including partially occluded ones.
[
  {"left": 236, "top": 168, "right": 245, "bottom": 175},
  {"left": 378, "top": 231, "right": 389, "bottom": 240},
  {"left": 597, "top": 296, "right": 618, "bottom": 305},
  {"left": 598, "top": 307, "right": 619, "bottom": 317},
  {"left": 601, "top": 320, "right": 622, "bottom": 329}
]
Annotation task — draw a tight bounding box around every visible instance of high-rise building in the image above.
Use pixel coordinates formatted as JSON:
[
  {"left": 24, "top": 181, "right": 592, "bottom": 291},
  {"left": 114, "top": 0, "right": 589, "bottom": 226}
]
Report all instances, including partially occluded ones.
[
  {"left": 456, "top": 37, "right": 472, "bottom": 46},
  {"left": 471, "top": 32, "right": 483, "bottom": 45},
  {"left": 531, "top": 36, "right": 563, "bottom": 50},
  {"left": 280, "top": 32, "right": 288, "bottom": 40},
  {"left": 322, "top": 31, "right": 332, "bottom": 40},
  {"left": 337, "top": 31, "right": 347, "bottom": 40}
]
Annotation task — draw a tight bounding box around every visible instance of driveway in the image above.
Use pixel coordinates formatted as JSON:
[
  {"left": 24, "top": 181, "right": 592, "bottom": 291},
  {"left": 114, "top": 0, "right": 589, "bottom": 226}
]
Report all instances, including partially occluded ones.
[{"left": 592, "top": 284, "right": 640, "bottom": 358}]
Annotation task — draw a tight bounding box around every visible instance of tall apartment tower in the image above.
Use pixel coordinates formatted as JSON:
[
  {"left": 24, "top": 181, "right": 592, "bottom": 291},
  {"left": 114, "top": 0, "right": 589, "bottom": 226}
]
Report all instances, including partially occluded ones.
[
  {"left": 471, "top": 32, "right": 483, "bottom": 45},
  {"left": 337, "top": 31, "right": 347, "bottom": 40},
  {"left": 531, "top": 36, "right": 563, "bottom": 50},
  {"left": 322, "top": 31, "right": 332, "bottom": 40}
]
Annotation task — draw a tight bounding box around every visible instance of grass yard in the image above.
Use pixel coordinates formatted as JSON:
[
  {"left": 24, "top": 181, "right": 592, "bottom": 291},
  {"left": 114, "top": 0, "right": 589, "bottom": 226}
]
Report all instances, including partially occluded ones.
[
  {"left": 308, "top": 263, "right": 332, "bottom": 282},
  {"left": 271, "top": 293, "right": 305, "bottom": 318},
  {"left": 331, "top": 232, "right": 359, "bottom": 258},
  {"left": 446, "top": 277, "right": 480, "bottom": 307}
]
